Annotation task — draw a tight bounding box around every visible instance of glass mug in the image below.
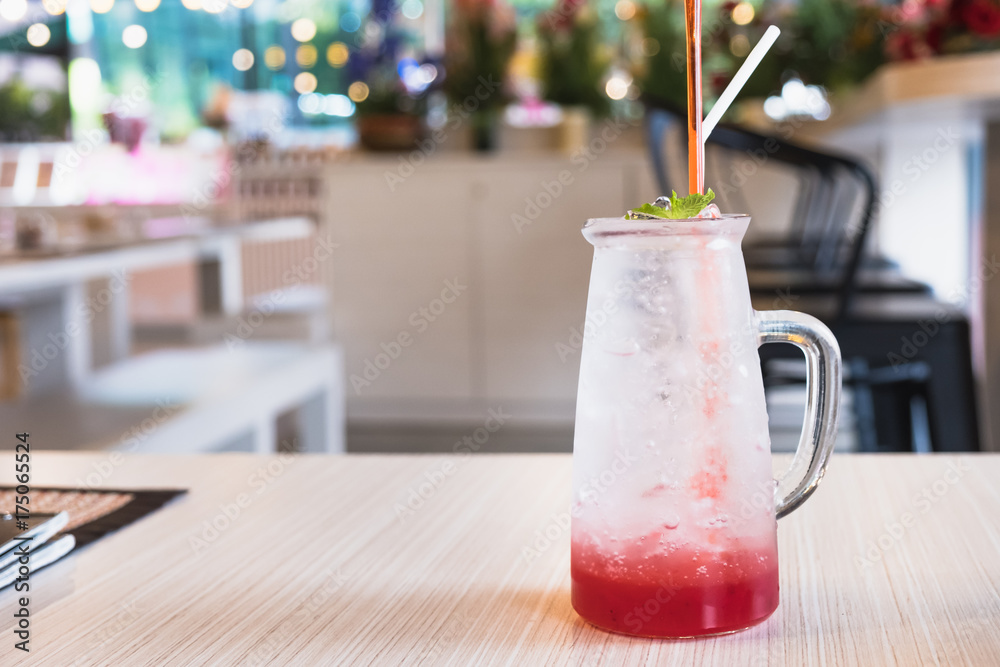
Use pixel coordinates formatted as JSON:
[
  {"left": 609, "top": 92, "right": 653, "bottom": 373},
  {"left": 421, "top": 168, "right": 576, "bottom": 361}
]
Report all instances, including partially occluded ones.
[{"left": 570, "top": 215, "right": 841, "bottom": 637}]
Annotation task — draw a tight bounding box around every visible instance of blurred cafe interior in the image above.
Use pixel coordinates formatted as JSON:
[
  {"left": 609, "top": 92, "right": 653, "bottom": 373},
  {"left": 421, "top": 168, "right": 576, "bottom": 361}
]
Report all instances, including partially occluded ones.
[{"left": 0, "top": 0, "right": 998, "bottom": 456}]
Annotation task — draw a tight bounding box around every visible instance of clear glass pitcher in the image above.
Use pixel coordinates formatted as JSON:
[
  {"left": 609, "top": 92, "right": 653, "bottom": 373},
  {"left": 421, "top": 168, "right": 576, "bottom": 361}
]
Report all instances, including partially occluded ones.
[{"left": 570, "top": 214, "right": 841, "bottom": 638}]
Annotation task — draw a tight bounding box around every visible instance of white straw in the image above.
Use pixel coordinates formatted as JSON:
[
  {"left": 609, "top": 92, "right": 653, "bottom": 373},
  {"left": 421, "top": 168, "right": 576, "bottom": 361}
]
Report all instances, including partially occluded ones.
[{"left": 702, "top": 25, "right": 781, "bottom": 142}]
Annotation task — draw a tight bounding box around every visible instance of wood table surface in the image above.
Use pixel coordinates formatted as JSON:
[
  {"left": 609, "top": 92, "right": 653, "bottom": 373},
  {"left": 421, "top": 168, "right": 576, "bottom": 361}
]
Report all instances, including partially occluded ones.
[{"left": 1, "top": 453, "right": 998, "bottom": 666}]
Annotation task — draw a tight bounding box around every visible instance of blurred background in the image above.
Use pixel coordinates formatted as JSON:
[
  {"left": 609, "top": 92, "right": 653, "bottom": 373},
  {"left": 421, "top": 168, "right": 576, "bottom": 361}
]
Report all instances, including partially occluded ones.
[{"left": 0, "top": 0, "right": 996, "bottom": 455}]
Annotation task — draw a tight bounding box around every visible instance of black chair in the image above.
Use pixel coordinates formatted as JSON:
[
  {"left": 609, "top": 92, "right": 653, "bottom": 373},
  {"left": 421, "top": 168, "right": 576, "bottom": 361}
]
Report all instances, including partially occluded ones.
[
  {"left": 644, "top": 101, "right": 981, "bottom": 452},
  {"left": 645, "top": 102, "right": 928, "bottom": 320},
  {"left": 823, "top": 314, "right": 980, "bottom": 452},
  {"left": 763, "top": 356, "right": 934, "bottom": 453}
]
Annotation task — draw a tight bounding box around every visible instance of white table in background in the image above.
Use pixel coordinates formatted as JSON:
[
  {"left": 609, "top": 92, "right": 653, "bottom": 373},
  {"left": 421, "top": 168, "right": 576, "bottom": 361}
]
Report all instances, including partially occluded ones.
[{"left": 0, "top": 216, "right": 345, "bottom": 453}]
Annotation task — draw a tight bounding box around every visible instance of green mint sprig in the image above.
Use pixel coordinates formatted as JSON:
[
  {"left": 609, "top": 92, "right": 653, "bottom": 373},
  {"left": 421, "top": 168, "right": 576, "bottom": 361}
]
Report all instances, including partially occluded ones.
[{"left": 626, "top": 189, "right": 716, "bottom": 220}]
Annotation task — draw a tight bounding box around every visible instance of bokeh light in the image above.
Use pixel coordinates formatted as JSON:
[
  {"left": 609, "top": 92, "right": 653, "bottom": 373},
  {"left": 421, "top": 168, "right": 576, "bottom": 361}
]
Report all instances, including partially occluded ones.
[
  {"left": 729, "top": 34, "right": 751, "bottom": 57},
  {"left": 296, "top": 44, "right": 317, "bottom": 67},
  {"left": 327, "top": 42, "right": 349, "bottom": 68},
  {"left": 341, "top": 12, "right": 361, "bottom": 32},
  {"left": 323, "top": 94, "right": 355, "bottom": 117},
  {"left": 233, "top": 48, "right": 254, "bottom": 71},
  {"left": 68, "top": 58, "right": 102, "bottom": 115},
  {"left": 732, "top": 2, "right": 755, "bottom": 25},
  {"left": 0, "top": 0, "right": 28, "bottom": 21},
  {"left": 298, "top": 93, "right": 322, "bottom": 115},
  {"left": 26, "top": 24, "right": 51, "bottom": 48},
  {"left": 135, "top": 0, "right": 160, "bottom": 10},
  {"left": 43, "top": 0, "right": 66, "bottom": 15},
  {"left": 90, "top": 0, "right": 115, "bottom": 13},
  {"left": 614, "top": 0, "right": 635, "bottom": 21},
  {"left": 294, "top": 72, "right": 317, "bottom": 94},
  {"left": 122, "top": 24, "right": 147, "bottom": 48},
  {"left": 291, "top": 18, "right": 317, "bottom": 42},
  {"left": 264, "top": 45, "right": 286, "bottom": 70},
  {"left": 605, "top": 76, "right": 630, "bottom": 100},
  {"left": 400, "top": 0, "right": 422, "bottom": 19},
  {"left": 347, "top": 81, "right": 369, "bottom": 103}
]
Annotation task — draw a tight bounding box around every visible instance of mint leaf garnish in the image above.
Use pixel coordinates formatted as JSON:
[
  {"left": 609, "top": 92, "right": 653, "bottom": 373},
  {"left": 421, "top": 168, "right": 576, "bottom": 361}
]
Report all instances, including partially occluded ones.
[
  {"left": 630, "top": 203, "right": 671, "bottom": 218},
  {"left": 667, "top": 189, "right": 715, "bottom": 219},
  {"left": 626, "top": 189, "right": 716, "bottom": 220}
]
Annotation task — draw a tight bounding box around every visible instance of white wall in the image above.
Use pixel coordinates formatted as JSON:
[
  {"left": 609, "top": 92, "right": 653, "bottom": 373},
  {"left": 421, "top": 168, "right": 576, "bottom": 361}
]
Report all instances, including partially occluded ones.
[{"left": 316, "top": 143, "right": 805, "bottom": 433}]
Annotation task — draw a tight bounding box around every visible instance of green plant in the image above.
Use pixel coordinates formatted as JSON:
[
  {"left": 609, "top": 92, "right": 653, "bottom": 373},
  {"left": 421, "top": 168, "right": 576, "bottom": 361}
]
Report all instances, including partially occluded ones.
[
  {"left": 632, "top": 2, "right": 688, "bottom": 109},
  {"left": 0, "top": 79, "right": 70, "bottom": 142},
  {"left": 354, "top": 68, "right": 428, "bottom": 118},
  {"left": 350, "top": 0, "right": 431, "bottom": 120},
  {"left": 631, "top": 0, "right": 890, "bottom": 106},
  {"left": 537, "top": 2, "right": 612, "bottom": 117},
  {"left": 444, "top": 0, "right": 517, "bottom": 111},
  {"left": 781, "top": 0, "right": 885, "bottom": 92}
]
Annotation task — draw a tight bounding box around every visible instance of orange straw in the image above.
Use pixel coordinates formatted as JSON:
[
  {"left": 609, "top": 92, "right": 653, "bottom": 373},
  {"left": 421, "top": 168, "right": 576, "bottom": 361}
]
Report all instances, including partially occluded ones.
[{"left": 684, "top": 0, "right": 704, "bottom": 196}]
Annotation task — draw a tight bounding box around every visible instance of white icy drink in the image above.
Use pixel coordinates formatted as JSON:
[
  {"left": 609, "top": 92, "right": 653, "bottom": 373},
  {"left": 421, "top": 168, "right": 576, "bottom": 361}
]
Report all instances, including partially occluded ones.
[{"left": 570, "top": 203, "right": 841, "bottom": 638}]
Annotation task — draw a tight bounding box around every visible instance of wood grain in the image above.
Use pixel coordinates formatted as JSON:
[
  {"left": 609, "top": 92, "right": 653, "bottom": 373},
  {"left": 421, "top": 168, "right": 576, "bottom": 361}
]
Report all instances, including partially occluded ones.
[{"left": 0, "top": 453, "right": 998, "bottom": 666}]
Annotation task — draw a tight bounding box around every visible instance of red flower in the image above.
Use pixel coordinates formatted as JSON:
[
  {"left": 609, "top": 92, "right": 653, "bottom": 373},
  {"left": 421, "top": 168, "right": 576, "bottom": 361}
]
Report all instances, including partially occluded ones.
[
  {"left": 886, "top": 30, "right": 923, "bottom": 60},
  {"left": 925, "top": 20, "right": 947, "bottom": 52},
  {"left": 961, "top": 0, "right": 1000, "bottom": 37}
]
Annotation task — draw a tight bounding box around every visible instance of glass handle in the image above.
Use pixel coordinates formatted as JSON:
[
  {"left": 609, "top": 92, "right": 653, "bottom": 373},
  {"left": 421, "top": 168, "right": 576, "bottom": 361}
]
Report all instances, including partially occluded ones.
[{"left": 755, "top": 309, "right": 842, "bottom": 518}]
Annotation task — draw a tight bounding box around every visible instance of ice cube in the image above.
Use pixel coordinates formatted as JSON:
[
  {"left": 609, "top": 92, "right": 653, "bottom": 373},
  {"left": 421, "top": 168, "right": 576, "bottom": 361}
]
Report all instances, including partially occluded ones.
[
  {"left": 697, "top": 203, "right": 722, "bottom": 219},
  {"left": 626, "top": 196, "right": 672, "bottom": 220}
]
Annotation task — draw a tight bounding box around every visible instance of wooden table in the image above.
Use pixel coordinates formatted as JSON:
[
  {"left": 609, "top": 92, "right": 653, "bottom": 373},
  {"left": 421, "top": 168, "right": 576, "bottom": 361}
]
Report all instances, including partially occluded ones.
[{"left": 1, "top": 453, "right": 998, "bottom": 665}]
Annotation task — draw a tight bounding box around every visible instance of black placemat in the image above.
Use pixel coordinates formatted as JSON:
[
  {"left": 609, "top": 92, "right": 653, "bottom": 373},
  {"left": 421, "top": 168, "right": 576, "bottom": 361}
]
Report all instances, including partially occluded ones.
[{"left": 0, "top": 487, "right": 186, "bottom": 549}]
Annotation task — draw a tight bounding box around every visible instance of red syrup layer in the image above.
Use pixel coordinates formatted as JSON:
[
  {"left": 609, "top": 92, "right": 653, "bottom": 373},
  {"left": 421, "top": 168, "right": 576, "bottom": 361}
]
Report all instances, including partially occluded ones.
[{"left": 571, "top": 536, "right": 779, "bottom": 637}]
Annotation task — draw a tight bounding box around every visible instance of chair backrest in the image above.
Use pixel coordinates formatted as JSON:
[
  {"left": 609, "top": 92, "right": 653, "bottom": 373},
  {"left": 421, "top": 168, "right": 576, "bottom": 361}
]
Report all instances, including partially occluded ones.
[{"left": 644, "top": 102, "right": 878, "bottom": 320}]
